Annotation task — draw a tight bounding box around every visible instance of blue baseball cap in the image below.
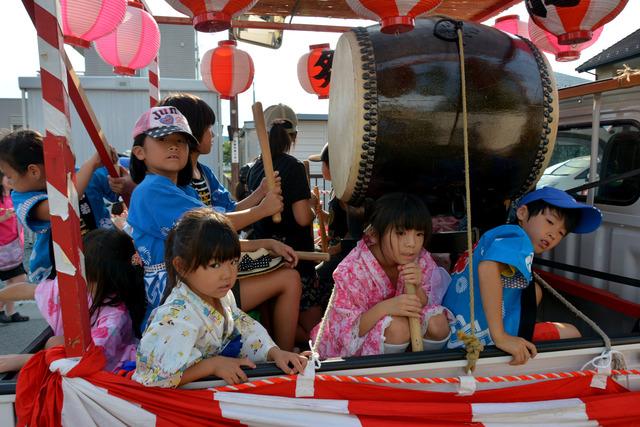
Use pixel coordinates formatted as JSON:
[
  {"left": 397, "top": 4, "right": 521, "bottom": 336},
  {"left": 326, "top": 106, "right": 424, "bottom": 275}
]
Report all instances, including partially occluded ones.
[{"left": 517, "top": 187, "right": 602, "bottom": 234}]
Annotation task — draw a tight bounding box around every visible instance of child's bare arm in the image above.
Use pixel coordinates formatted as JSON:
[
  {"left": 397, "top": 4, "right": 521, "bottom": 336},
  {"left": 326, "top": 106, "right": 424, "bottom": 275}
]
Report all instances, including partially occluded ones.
[
  {"left": 179, "top": 356, "right": 256, "bottom": 386},
  {"left": 0, "top": 282, "right": 36, "bottom": 302},
  {"left": 478, "top": 260, "right": 537, "bottom": 365},
  {"left": 33, "top": 199, "right": 50, "bottom": 221}
]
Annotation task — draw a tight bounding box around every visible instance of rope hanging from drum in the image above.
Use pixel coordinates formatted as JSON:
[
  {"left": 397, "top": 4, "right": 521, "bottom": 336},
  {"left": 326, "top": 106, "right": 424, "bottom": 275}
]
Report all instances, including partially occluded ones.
[{"left": 433, "top": 18, "right": 484, "bottom": 373}]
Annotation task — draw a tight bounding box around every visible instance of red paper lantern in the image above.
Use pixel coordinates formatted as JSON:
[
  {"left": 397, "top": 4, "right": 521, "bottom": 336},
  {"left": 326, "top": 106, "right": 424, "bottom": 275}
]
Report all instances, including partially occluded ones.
[
  {"left": 60, "top": 0, "right": 127, "bottom": 48},
  {"left": 346, "top": 0, "right": 442, "bottom": 34},
  {"left": 526, "top": 0, "right": 627, "bottom": 45},
  {"left": 529, "top": 19, "right": 603, "bottom": 62},
  {"left": 297, "top": 44, "right": 333, "bottom": 100},
  {"left": 94, "top": 3, "right": 160, "bottom": 76},
  {"left": 201, "top": 40, "right": 254, "bottom": 100},
  {"left": 493, "top": 15, "right": 529, "bottom": 38},
  {"left": 165, "top": 0, "right": 258, "bottom": 32}
]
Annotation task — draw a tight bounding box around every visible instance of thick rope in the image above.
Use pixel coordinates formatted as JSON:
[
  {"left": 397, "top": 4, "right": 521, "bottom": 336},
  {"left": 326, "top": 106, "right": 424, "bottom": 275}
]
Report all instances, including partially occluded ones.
[
  {"left": 311, "top": 285, "right": 337, "bottom": 356},
  {"left": 453, "top": 23, "right": 483, "bottom": 374},
  {"left": 534, "top": 272, "right": 626, "bottom": 370}
]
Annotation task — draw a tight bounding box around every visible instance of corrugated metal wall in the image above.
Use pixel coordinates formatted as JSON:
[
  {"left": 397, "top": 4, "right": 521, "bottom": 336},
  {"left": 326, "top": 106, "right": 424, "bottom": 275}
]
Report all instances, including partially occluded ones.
[
  {"left": 18, "top": 76, "right": 223, "bottom": 177},
  {"left": 85, "top": 24, "right": 196, "bottom": 79},
  {"left": 241, "top": 116, "right": 328, "bottom": 175}
]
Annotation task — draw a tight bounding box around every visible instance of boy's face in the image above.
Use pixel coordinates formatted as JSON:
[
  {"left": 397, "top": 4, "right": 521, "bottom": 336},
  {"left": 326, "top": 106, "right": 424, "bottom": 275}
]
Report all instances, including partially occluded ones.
[
  {"left": 196, "top": 125, "right": 213, "bottom": 156},
  {"left": 517, "top": 205, "right": 568, "bottom": 254},
  {"left": 0, "top": 161, "right": 45, "bottom": 193},
  {"left": 321, "top": 162, "right": 331, "bottom": 181}
]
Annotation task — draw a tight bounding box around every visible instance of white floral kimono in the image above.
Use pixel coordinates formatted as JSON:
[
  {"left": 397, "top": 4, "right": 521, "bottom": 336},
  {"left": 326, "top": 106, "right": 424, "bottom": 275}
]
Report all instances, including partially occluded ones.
[{"left": 133, "top": 283, "right": 276, "bottom": 388}]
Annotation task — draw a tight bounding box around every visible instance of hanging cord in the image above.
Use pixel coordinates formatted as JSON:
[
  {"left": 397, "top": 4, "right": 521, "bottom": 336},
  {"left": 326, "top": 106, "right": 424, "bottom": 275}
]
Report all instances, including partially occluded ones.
[
  {"left": 445, "top": 20, "right": 484, "bottom": 373},
  {"left": 534, "top": 272, "right": 626, "bottom": 370},
  {"left": 308, "top": 285, "right": 337, "bottom": 365}
]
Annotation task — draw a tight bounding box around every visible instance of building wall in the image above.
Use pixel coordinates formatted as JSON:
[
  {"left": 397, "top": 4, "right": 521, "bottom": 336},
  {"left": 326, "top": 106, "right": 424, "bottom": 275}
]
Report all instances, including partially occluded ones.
[
  {"left": 85, "top": 24, "right": 197, "bottom": 79},
  {"left": 240, "top": 115, "right": 328, "bottom": 176},
  {"left": 0, "top": 98, "right": 24, "bottom": 132},
  {"left": 18, "top": 76, "right": 223, "bottom": 176},
  {"left": 595, "top": 58, "right": 640, "bottom": 80}
]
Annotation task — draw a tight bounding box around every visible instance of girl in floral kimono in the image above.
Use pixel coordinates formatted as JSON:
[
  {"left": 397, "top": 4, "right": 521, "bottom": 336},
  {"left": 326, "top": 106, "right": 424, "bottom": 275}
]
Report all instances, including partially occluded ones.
[
  {"left": 313, "top": 193, "right": 452, "bottom": 358},
  {"left": 0, "top": 228, "right": 146, "bottom": 373},
  {"left": 133, "top": 208, "right": 307, "bottom": 387}
]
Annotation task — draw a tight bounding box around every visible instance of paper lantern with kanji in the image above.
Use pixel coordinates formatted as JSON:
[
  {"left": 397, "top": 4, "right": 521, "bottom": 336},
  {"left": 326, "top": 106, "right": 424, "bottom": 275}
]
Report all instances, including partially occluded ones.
[
  {"left": 297, "top": 44, "right": 333, "bottom": 100},
  {"left": 526, "top": 0, "right": 627, "bottom": 45},
  {"left": 493, "top": 15, "right": 529, "bottom": 38},
  {"left": 346, "top": 0, "right": 442, "bottom": 34},
  {"left": 94, "top": 4, "right": 160, "bottom": 76},
  {"left": 529, "top": 19, "right": 603, "bottom": 62},
  {"left": 201, "top": 41, "right": 254, "bottom": 100},
  {"left": 60, "top": 0, "right": 127, "bottom": 48},
  {"left": 165, "top": 0, "right": 258, "bottom": 32}
]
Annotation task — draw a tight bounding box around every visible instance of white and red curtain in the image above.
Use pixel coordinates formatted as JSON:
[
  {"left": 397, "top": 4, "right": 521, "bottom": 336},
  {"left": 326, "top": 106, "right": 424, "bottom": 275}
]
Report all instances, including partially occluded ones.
[{"left": 15, "top": 346, "right": 640, "bottom": 426}]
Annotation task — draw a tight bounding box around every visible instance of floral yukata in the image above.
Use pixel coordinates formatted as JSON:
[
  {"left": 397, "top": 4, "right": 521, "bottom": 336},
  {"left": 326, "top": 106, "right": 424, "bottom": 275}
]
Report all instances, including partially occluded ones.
[
  {"left": 34, "top": 278, "right": 137, "bottom": 371},
  {"left": 312, "top": 237, "right": 452, "bottom": 358},
  {"left": 133, "top": 283, "right": 276, "bottom": 388}
]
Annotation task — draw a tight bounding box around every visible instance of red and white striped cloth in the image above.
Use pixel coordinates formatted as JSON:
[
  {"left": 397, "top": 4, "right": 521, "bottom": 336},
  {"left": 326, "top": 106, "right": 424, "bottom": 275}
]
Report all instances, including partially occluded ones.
[{"left": 16, "top": 346, "right": 640, "bottom": 426}]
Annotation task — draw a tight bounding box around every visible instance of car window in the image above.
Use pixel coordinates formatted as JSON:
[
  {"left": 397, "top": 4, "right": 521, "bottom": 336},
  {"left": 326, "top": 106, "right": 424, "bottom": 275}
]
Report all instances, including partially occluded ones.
[{"left": 550, "top": 123, "right": 640, "bottom": 206}]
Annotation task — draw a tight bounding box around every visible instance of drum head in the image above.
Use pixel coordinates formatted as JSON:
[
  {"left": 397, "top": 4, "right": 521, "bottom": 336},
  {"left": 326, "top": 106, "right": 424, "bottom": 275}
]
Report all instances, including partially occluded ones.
[{"left": 328, "top": 30, "right": 366, "bottom": 202}]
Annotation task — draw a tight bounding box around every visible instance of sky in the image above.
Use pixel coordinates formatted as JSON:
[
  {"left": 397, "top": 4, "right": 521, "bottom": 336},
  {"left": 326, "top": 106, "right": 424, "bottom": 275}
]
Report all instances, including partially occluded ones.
[{"left": 1, "top": 1, "right": 639, "bottom": 135}]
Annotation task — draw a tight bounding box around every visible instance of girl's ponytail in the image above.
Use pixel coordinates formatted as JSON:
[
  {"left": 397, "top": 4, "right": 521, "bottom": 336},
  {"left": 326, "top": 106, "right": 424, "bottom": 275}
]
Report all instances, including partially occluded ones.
[{"left": 268, "top": 123, "right": 293, "bottom": 157}]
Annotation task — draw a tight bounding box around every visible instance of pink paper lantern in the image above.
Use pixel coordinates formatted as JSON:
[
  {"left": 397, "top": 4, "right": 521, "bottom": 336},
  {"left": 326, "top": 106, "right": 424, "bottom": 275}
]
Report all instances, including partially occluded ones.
[
  {"left": 345, "top": 0, "right": 442, "bottom": 34},
  {"left": 529, "top": 19, "right": 603, "bottom": 62},
  {"left": 493, "top": 15, "right": 529, "bottom": 38},
  {"left": 526, "top": 0, "right": 627, "bottom": 45},
  {"left": 94, "top": 3, "right": 160, "bottom": 76},
  {"left": 165, "top": 0, "right": 258, "bottom": 32},
  {"left": 201, "top": 40, "right": 254, "bottom": 100},
  {"left": 60, "top": 0, "right": 127, "bottom": 48}
]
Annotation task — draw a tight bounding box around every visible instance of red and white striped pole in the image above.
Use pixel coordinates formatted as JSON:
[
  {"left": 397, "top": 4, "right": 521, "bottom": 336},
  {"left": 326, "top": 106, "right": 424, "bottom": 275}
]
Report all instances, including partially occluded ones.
[
  {"left": 148, "top": 56, "right": 160, "bottom": 107},
  {"left": 32, "top": 0, "right": 92, "bottom": 357}
]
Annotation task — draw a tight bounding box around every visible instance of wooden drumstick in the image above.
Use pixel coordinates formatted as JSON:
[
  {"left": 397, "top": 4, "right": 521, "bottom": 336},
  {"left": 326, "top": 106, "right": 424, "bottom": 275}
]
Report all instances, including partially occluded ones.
[
  {"left": 295, "top": 251, "right": 330, "bottom": 262},
  {"left": 405, "top": 283, "right": 424, "bottom": 352},
  {"left": 252, "top": 102, "right": 281, "bottom": 223},
  {"left": 313, "top": 186, "right": 329, "bottom": 252}
]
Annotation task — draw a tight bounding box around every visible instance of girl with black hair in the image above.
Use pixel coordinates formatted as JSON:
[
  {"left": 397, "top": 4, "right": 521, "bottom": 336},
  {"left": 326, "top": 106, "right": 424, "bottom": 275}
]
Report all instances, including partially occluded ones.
[
  {"left": 312, "top": 193, "right": 452, "bottom": 358},
  {"left": 247, "top": 105, "right": 327, "bottom": 344},
  {"left": 0, "top": 129, "right": 121, "bottom": 284},
  {"left": 156, "top": 93, "right": 282, "bottom": 231},
  {"left": 127, "top": 107, "right": 302, "bottom": 351},
  {"left": 0, "top": 228, "right": 146, "bottom": 373},
  {"left": 133, "top": 208, "right": 306, "bottom": 387}
]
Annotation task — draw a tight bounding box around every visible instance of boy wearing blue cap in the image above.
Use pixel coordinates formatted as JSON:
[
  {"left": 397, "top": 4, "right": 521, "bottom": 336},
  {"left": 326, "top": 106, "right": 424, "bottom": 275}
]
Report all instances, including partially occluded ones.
[{"left": 443, "top": 187, "right": 602, "bottom": 365}]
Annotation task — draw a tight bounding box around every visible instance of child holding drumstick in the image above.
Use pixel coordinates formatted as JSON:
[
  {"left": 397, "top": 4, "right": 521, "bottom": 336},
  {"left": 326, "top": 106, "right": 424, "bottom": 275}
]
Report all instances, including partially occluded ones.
[{"left": 312, "top": 193, "right": 451, "bottom": 358}]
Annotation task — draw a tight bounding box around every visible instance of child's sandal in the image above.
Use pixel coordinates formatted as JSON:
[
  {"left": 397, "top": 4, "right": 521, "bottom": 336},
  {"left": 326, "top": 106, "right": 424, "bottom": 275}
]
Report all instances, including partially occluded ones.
[{"left": 9, "top": 312, "right": 29, "bottom": 322}]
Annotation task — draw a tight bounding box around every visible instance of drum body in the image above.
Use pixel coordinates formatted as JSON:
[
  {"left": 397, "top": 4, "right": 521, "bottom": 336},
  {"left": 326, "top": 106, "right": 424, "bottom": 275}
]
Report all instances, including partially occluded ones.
[{"left": 328, "top": 19, "right": 558, "bottom": 226}]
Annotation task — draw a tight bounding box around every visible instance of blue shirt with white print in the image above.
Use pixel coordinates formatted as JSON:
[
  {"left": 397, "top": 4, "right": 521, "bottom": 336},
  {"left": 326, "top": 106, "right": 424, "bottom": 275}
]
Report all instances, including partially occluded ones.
[
  {"left": 443, "top": 224, "right": 534, "bottom": 349},
  {"left": 11, "top": 190, "right": 52, "bottom": 283},
  {"left": 127, "top": 173, "right": 204, "bottom": 329},
  {"left": 10, "top": 165, "right": 120, "bottom": 283}
]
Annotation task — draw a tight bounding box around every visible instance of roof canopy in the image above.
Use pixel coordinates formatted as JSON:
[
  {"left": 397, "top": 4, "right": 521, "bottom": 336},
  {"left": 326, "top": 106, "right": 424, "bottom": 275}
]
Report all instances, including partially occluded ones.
[{"left": 244, "top": 0, "right": 521, "bottom": 22}]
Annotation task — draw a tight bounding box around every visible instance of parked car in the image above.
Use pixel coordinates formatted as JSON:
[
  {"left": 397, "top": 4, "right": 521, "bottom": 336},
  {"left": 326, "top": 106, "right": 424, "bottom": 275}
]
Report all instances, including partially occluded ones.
[{"left": 536, "top": 155, "right": 595, "bottom": 191}]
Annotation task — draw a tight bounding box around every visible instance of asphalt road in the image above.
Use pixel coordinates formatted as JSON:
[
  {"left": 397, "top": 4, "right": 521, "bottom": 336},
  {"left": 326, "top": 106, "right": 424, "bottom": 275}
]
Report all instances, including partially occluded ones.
[{"left": 0, "top": 301, "right": 48, "bottom": 355}]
